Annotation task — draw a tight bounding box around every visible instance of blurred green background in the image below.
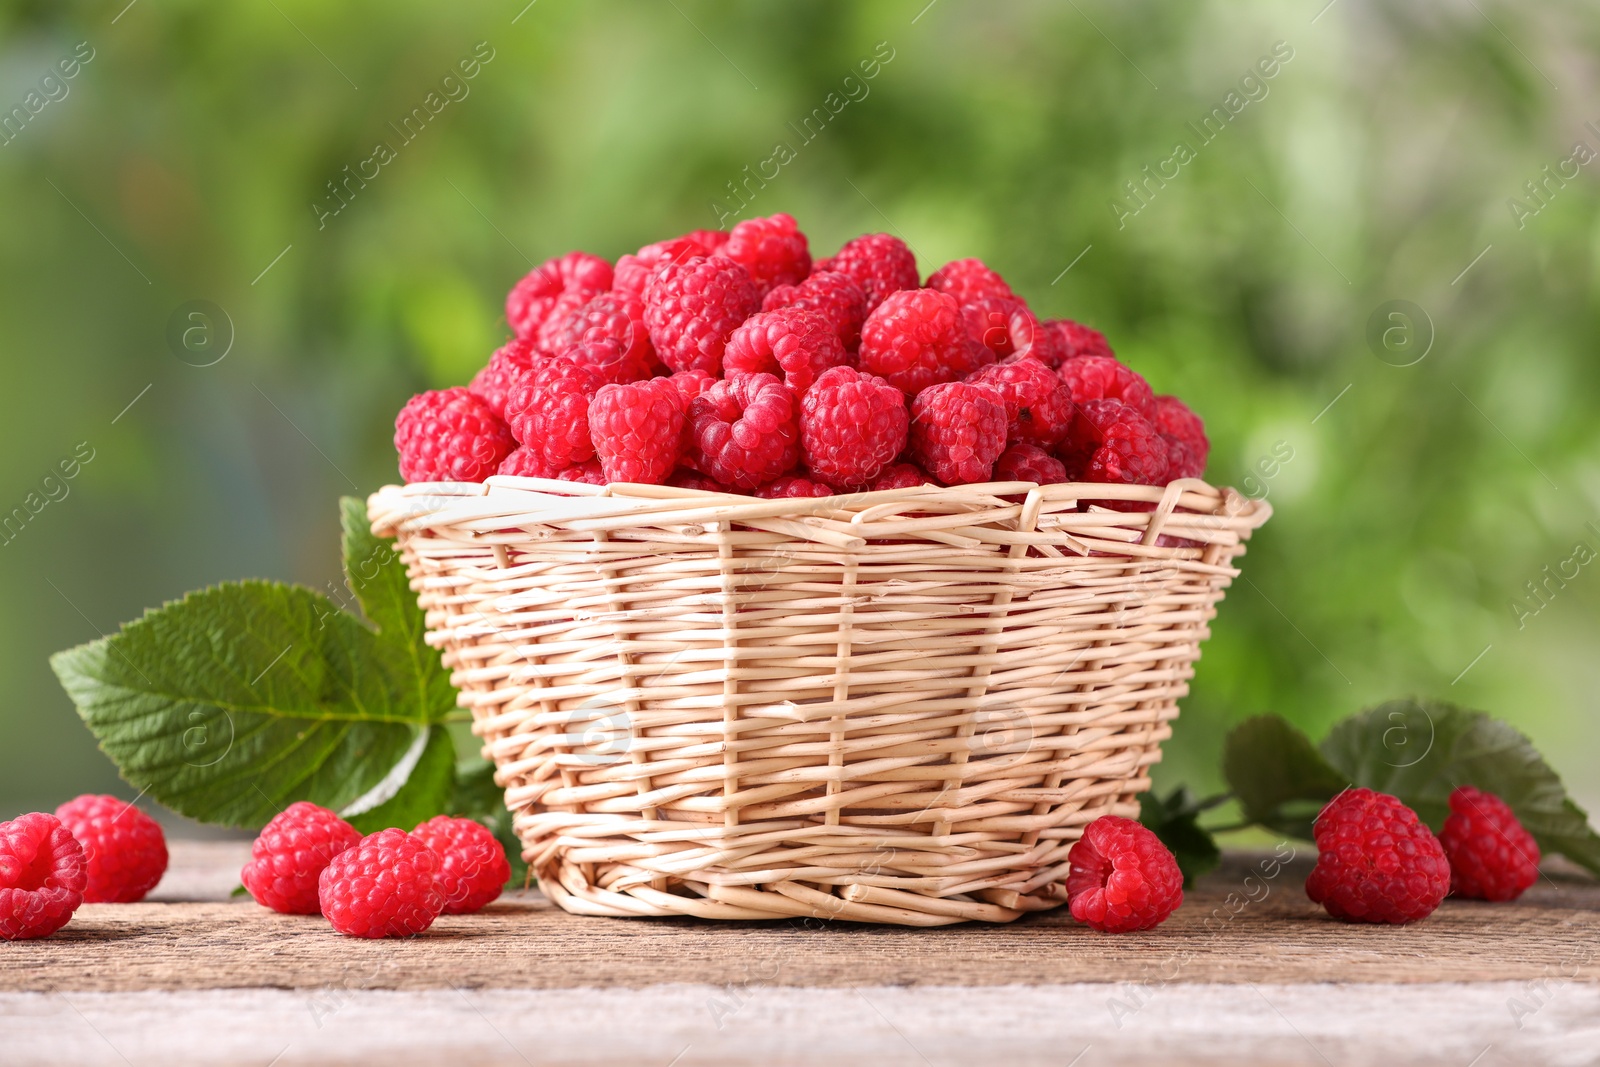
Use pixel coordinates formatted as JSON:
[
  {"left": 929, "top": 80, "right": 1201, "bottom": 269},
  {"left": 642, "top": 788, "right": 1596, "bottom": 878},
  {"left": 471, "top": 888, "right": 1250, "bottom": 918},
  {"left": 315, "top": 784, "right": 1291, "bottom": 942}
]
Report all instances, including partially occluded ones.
[{"left": 3, "top": 0, "right": 1598, "bottom": 827}]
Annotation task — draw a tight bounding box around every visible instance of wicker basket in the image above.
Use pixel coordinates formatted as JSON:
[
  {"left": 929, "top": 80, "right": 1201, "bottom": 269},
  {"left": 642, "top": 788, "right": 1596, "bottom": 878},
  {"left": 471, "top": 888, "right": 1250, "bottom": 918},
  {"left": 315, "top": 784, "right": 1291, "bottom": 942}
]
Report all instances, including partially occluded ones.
[{"left": 368, "top": 476, "right": 1270, "bottom": 926}]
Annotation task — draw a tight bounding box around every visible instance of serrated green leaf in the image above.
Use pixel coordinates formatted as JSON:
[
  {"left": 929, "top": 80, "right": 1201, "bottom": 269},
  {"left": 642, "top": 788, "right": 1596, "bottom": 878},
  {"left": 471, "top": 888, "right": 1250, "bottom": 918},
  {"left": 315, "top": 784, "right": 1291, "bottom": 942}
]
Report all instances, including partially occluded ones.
[
  {"left": 1222, "top": 714, "right": 1347, "bottom": 840},
  {"left": 1139, "top": 787, "right": 1220, "bottom": 887},
  {"left": 1322, "top": 699, "right": 1600, "bottom": 877},
  {"left": 343, "top": 726, "right": 457, "bottom": 833}
]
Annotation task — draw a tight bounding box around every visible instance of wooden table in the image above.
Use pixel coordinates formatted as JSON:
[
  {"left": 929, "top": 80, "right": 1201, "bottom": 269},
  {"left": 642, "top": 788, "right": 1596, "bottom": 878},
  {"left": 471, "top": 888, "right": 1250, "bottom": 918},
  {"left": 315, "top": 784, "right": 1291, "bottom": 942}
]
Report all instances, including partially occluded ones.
[{"left": 3, "top": 841, "right": 1594, "bottom": 1066}]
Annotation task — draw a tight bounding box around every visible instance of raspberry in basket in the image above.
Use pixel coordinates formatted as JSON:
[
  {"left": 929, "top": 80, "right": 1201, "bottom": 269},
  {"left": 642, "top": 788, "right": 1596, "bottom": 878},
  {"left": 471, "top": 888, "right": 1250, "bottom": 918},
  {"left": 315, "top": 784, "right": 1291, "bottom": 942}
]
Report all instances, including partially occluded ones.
[
  {"left": 412, "top": 816, "right": 511, "bottom": 915},
  {"left": 558, "top": 459, "right": 606, "bottom": 485},
  {"left": 319, "top": 829, "right": 444, "bottom": 938},
  {"left": 1059, "top": 354, "right": 1154, "bottom": 417},
  {"left": 667, "top": 369, "right": 717, "bottom": 406},
  {"left": 469, "top": 337, "right": 542, "bottom": 420},
  {"left": 1152, "top": 394, "right": 1209, "bottom": 481},
  {"left": 859, "top": 288, "right": 991, "bottom": 396},
  {"left": 1045, "top": 319, "right": 1114, "bottom": 363},
  {"left": 1059, "top": 398, "right": 1170, "bottom": 485},
  {"left": 643, "top": 255, "right": 762, "bottom": 375},
  {"left": 817, "top": 232, "right": 920, "bottom": 313},
  {"left": 505, "top": 359, "right": 604, "bottom": 470},
  {"left": 553, "top": 336, "right": 653, "bottom": 387},
  {"left": 870, "top": 461, "right": 933, "bottom": 490},
  {"left": 613, "top": 232, "right": 725, "bottom": 298},
  {"left": 968, "top": 358, "right": 1074, "bottom": 447},
  {"left": 590, "top": 378, "right": 685, "bottom": 484},
  {"left": 497, "top": 446, "right": 560, "bottom": 479},
  {"left": 1305, "top": 788, "right": 1450, "bottom": 924},
  {"left": 755, "top": 474, "right": 836, "bottom": 498},
  {"left": 685, "top": 372, "right": 801, "bottom": 489},
  {"left": 926, "top": 256, "right": 1013, "bottom": 305},
  {"left": 800, "top": 366, "right": 909, "bottom": 488},
  {"left": 961, "top": 296, "right": 1057, "bottom": 366},
  {"left": 994, "top": 442, "right": 1068, "bottom": 484},
  {"left": 395, "top": 387, "right": 517, "bottom": 484},
  {"left": 505, "top": 250, "right": 613, "bottom": 342},
  {"left": 1065, "top": 815, "right": 1183, "bottom": 932},
  {"left": 241, "top": 801, "right": 362, "bottom": 915},
  {"left": 0, "top": 813, "right": 86, "bottom": 940},
  {"left": 1438, "top": 785, "right": 1540, "bottom": 902},
  {"left": 762, "top": 269, "right": 868, "bottom": 351},
  {"left": 908, "top": 381, "right": 1008, "bottom": 485},
  {"left": 542, "top": 293, "right": 656, "bottom": 378},
  {"left": 723, "top": 307, "right": 849, "bottom": 396},
  {"left": 721, "top": 212, "right": 812, "bottom": 296},
  {"left": 54, "top": 794, "right": 168, "bottom": 904}
]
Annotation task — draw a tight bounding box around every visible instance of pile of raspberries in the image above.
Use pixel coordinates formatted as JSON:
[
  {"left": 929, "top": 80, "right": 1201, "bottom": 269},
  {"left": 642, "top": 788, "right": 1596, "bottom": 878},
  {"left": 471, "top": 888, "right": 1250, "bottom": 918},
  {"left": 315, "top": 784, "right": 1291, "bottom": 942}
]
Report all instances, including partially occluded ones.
[{"left": 394, "top": 213, "right": 1210, "bottom": 497}]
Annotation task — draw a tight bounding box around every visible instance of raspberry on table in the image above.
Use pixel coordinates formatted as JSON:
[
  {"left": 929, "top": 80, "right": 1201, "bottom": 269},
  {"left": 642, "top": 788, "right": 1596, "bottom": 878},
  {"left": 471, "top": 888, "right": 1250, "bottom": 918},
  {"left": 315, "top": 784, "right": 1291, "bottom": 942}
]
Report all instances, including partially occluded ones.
[
  {"left": 240, "top": 802, "right": 362, "bottom": 916},
  {"left": 412, "top": 816, "right": 512, "bottom": 915},
  {"left": 505, "top": 251, "right": 613, "bottom": 342},
  {"left": 908, "top": 381, "right": 1008, "bottom": 485},
  {"left": 968, "top": 359, "right": 1074, "bottom": 447},
  {"left": 869, "top": 461, "right": 933, "bottom": 490},
  {"left": 504, "top": 359, "right": 605, "bottom": 469},
  {"left": 1058, "top": 355, "right": 1155, "bottom": 418},
  {"left": 1152, "top": 395, "right": 1209, "bottom": 481},
  {"left": 552, "top": 337, "right": 652, "bottom": 387},
  {"left": 395, "top": 387, "right": 518, "bottom": 484},
  {"left": 685, "top": 372, "right": 801, "bottom": 489},
  {"left": 800, "top": 366, "right": 909, "bottom": 488},
  {"left": 721, "top": 212, "right": 812, "bottom": 296},
  {"left": 723, "top": 307, "right": 849, "bottom": 396},
  {"left": 994, "top": 443, "right": 1069, "bottom": 484},
  {"left": 1059, "top": 398, "right": 1170, "bottom": 485},
  {"left": 754, "top": 474, "right": 836, "bottom": 498},
  {"left": 468, "top": 338, "right": 542, "bottom": 420},
  {"left": 543, "top": 293, "right": 656, "bottom": 376},
  {"left": 1439, "top": 786, "right": 1540, "bottom": 902},
  {"left": 859, "top": 288, "right": 991, "bottom": 396},
  {"left": 54, "top": 794, "right": 168, "bottom": 904},
  {"left": 0, "top": 813, "right": 87, "bottom": 940},
  {"left": 644, "top": 255, "right": 762, "bottom": 375},
  {"left": 589, "top": 378, "right": 686, "bottom": 485},
  {"left": 1305, "top": 788, "right": 1451, "bottom": 924},
  {"left": 817, "top": 233, "right": 920, "bottom": 313},
  {"left": 1065, "top": 814, "right": 1183, "bottom": 933},
  {"left": 762, "top": 269, "right": 868, "bottom": 351},
  {"left": 1045, "top": 319, "right": 1114, "bottom": 363},
  {"left": 318, "top": 829, "right": 444, "bottom": 939},
  {"left": 926, "top": 257, "right": 1014, "bottom": 305}
]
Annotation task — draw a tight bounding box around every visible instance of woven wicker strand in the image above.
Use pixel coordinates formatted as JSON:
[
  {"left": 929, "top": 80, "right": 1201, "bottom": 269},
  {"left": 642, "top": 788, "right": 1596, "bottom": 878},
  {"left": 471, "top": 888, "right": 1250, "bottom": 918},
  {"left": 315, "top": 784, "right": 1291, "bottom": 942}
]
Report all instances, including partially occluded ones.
[{"left": 369, "top": 476, "right": 1270, "bottom": 925}]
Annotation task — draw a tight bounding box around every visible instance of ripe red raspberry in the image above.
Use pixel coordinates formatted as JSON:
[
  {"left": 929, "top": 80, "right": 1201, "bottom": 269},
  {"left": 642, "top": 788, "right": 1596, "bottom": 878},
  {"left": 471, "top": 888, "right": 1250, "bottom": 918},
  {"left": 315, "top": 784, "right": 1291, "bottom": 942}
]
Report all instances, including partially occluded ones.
[
  {"left": 497, "top": 446, "right": 561, "bottom": 479},
  {"left": 1065, "top": 815, "right": 1183, "bottom": 932},
  {"left": 926, "top": 257, "right": 1014, "bottom": 305},
  {"left": 721, "top": 212, "right": 811, "bottom": 296},
  {"left": 1059, "top": 398, "right": 1170, "bottom": 485},
  {"left": 557, "top": 459, "right": 606, "bottom": 485},
  {"left": 318, "top": 829, "right": 444, "bottom": 939},
  {"left": 505, "top": 251, "right": 613, "bottom": 341},
  {"left": 240, "top": 802, "right": 362, "bottom": 916},
  {"left": 762, "top": 269, "right": 868, "bottom": 351},
  {"left": 543, "top": 293, "right": 656, "bottom": 375},
  {"left": 859, "top": 288, "right": 991, "bottom": 396},
  {"left": 1152, "top": 395, "right": 1209, "bottom": 481},
  {"left": 800, "top": 366, "right": 909, "bottom": 488},
  {"left": 412, "top": 816, "right": 511, "bottom": 915},
  {"left": 614, "top": 235, "right": 712, "bottom": 299},
  {"left": 468, "top": 338, "right": 542, "bottom": 420},
  {"left": 685, "top": 372, "right": 801, "bottom": 489},
  {"left": 644, "top": 255, "right": 762, "bottom": 375},
  {"left": 395, "top": 387, "right": 517, "bottom": 484},
  {"left": 1306, "top": 788, "right": 1451, "bottom": 924},
  {"left": 504, "top": 359, "right": 604, "bottom": 469},
  {"left": 995, "top": 443, "right": 1068, "bottom": 484},
  {"left": 1045, "top": 319, "right": 1114, "bottom": 363},
  {"left": 817, "top": 233, "right": 920, "bottom": 313},
  {"left": 908, "top": 382, "right": 1008, "bottom": 485},
  {"left": 552, "top": 337, "right": 652, "bottom": 387},
  {"left": 0, "top": 813, "right": 86, "bottom": 940},
  {"left": 667, "top": 468, "right": 734, "bottom": 493},
  {"left": 723, "top": 308, "right": 849, "bottom": 396},
  {"left": 968, "top": 359, "right": 1074, "bottom": 447},
  {"left": 754, "top": 474, "right": 836, "bottom": 498},
  {"left": 589, "top": 378, "right": 685, "bottom": 484},
  {"left": 870, "top": 461, "right": 932, "bottom": 490},
  {"left": 962, "top": 297, "right": 1065, "bottom": 367},
  {"left": 1439, "top": 786, "right": 1541, "bottom": 902},
  {"left": 667, "top": 369, "right": 717, "bottom": 406},
  {"left": 54, "top": 794, "right": 167, "bottom": 904},
  {"left": 1059, "top": 355, "right": 1155, "bottom": 418}
]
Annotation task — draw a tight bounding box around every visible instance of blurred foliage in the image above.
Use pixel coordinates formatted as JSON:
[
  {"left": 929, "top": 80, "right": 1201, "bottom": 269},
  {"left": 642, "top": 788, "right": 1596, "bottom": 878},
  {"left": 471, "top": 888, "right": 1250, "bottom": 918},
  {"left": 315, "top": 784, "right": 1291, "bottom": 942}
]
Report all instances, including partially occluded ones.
[{"left": 2, "top": 0, "right": 1599, "bottom": 820}]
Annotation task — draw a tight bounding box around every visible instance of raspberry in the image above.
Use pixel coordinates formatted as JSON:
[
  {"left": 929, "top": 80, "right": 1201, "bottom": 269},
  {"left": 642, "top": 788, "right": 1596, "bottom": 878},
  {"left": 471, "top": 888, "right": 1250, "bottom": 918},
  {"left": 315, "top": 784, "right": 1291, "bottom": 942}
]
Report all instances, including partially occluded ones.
[
  {"left": 1058, "top": 355, "right": 1155, "bottom": 418},
  {"left": 395, "top": 387, "right": 517, "bottom": 484},
  {"left": 800, "top": 366, "right": 909, "bottom": 488},
  {"left": 240, "top": 802, "right": 362, "bottom": 916},
  {"left": 1305, "top": 788, "right": 1451, "bottom": 924},
  {"left": 54, "top": 794, "right": 168, "bottom": 904},
  {"left": 1152, "top": 395, "right": 1209, "bottom": 481},
  {"left": 643, "top": 255, "right": 762, "bottom": 375},
  {"left": 505, "top": 251, "right": 613, "bottom": 341},
  {"left": 667, "top": 468, "right": 734, "bottom": 493},
  {"left": 870, "top": 461, "right": 932, "bottom": 490},
  {"left": 1065, "top": 815, "right": 1183, "bottom": 933},
  {"left": 762, "top": 269, "right": 868, "bottom": 351},
  {"left": 723, "top": 308, "right": 849, "bottom": 396},
  {"left": 589, "top": 378, "right": 685, "bottom": 484},
  {"left": 497, "top": 446, "right": 561, "bottom": 479},
  {"left": 926, "top": 257, "right": 1014, "bottom": 305},
  {"left": 468, "top": 338, "right": 542, "bottom": 420},
  {"left": 968, "top": 359, "right": 1074, "bottom": 447},
  {"left": 994, "top": 443, "right": 1068, "bottom": 484},
  {"left": 1045, "top": 319, "right": 1114, "bottom": 363},
  {"left": 318, "top": 829, "right": 444, "bottom": 939},
  {"left": 543, "top": 293, "right": 656, "bottom": 375},
  {"left": 557, "top": 459, "right": 606, "bottom": 485},
  {"left": 504, "top": 359, "right": 604, "bottom": 469},
  {"left": 412, "top": 816, "right": 511, "bottom": 915},
  {"left": 755, "top": 474, "right": 836, "bottom": 498},
  {"left": 817, "top": 233, "right": 920, "bottom": 313},
  {"left": 552, "top": 337, "right": 652, "bottom": 387},
  {"left": 1059, "top": 399, "right": 1169, "bottom": 485},
  {"left": 613, "top": 235, "right": 719, "bottom": 299},
  {"left": 721, "top": 212, "right": 811, "bottom": 295},
  {"left": 0, "top": 813, "right": 86, "bottom": 940},
  {"left": 685, "top": 373, "right": 801, "bottom": 489},
  {"left": 858, "top": 288, "right": 991, "bottom": 396},
  {"left": 1439, "top": 786, "right": 1541, "bottom": 902},
  {"left": 908, "top": 382, "right": 1008, "bottom": 485},
  {"left": 667, "top": 369, "right": 718, "bottom": 406}
]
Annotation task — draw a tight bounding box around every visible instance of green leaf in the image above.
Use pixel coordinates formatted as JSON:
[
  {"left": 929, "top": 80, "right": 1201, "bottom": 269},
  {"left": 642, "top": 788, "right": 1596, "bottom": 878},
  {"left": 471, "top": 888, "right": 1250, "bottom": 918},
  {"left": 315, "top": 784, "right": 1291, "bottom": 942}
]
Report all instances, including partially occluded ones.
[
  {"left": 1139, "top": 787, "right": 1221, "bottom": 887},
  {"left": 1322, "top": 699, "right": 1600, "bottom": 877},
  {"left": 50, "top": 498, "right": 457, "bottom": 831},
  {"left": 1222, "top": 714, "right": 1347, "bottom": 839}
]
